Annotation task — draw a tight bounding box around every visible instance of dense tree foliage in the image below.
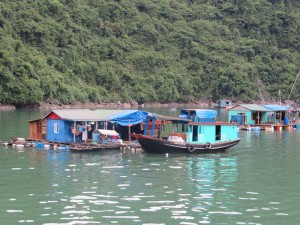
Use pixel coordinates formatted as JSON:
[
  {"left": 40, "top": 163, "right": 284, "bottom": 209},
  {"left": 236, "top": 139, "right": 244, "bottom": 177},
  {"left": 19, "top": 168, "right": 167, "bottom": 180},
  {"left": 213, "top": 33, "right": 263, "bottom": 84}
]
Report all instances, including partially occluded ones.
[{"left": 1, "top": 0, "right": 300, "bottom": 106}]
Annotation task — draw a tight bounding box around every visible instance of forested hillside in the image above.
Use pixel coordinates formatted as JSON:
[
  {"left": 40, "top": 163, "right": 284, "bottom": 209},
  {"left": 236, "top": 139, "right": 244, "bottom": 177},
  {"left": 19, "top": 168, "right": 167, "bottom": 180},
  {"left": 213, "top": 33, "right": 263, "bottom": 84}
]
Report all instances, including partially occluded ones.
[{"left": 1, "top": 0, "right": 300, "bottom": 106}]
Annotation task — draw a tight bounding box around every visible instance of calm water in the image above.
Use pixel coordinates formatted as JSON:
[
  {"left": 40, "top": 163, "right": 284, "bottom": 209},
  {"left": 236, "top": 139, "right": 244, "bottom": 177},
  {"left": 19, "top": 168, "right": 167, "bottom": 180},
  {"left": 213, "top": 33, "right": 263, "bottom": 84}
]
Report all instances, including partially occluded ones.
[{"left": 1, "top": 109, "right": 300, "bottom": 225}]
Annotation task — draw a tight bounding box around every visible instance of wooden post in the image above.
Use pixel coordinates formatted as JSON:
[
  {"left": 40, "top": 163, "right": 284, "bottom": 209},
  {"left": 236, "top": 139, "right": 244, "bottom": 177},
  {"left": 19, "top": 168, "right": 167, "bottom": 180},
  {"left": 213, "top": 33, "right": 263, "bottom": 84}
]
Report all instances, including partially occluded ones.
[
  {"left": 151, "top": 117, "right": 156, "bottom": 136},
  {"left": 143, "top": 117, "right": 149, "bottom": 135},
  {"left": 128, "top": 124, "right": 131, "bottom": 142},
  {"left": 280, "top": 111, "right": 282, "bottom": 124},
  {"left": 73, "top": 121, "right": 76, "bottom": 142}
]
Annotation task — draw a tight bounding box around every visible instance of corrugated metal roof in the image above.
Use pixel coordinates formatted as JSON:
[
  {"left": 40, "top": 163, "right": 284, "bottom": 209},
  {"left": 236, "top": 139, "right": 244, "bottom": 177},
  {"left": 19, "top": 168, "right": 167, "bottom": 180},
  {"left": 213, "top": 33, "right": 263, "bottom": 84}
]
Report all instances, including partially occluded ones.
[
  {"left": 263, "top": 105, "right": 289, "bottom": 111},
  {"left": 229, "top": 104, "right": 269, "bottom": 112},
  {"left": 44, "top": 109, "right": 107, "bottom": 121},
  {"left": 93, "top": 109, "right": 128, "bottom": 118}
]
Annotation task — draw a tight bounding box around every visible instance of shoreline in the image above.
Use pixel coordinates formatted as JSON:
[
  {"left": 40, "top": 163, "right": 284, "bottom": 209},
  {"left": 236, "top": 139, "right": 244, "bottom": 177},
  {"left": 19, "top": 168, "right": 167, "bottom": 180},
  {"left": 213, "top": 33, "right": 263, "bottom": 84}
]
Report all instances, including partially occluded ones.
[
  {"left": 0, "top": 100, "right": 293, "bottom": 111},
  {"left": 0, "top": 101, "right": 213, "bottom": 111}
]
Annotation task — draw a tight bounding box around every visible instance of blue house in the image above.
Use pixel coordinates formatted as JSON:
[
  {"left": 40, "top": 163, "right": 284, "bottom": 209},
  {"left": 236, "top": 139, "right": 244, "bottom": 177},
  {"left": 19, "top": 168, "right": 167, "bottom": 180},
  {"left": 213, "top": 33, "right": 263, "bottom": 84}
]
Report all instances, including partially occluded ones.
[{"left": 43, "top": 109, "right": 106, "bottom": 143}]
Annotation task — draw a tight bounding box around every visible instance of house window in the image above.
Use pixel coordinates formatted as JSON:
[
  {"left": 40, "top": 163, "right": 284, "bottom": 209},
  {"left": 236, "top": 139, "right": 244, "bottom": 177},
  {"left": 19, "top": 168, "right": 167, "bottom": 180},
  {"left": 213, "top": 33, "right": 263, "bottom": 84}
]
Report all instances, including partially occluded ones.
[{"left": 54, "top": 123, "right": 59, "bottom": 133}]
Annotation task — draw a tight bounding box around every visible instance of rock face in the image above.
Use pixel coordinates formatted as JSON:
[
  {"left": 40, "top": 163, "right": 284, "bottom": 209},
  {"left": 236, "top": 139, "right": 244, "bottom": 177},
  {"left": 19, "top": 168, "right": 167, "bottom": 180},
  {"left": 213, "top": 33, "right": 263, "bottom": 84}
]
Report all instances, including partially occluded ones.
[
  {"left": 0, "top": 100, "right": 212, "bottom": 111},
  {"left": 0, "top": 104, "right": 16, "bottom": 111}
]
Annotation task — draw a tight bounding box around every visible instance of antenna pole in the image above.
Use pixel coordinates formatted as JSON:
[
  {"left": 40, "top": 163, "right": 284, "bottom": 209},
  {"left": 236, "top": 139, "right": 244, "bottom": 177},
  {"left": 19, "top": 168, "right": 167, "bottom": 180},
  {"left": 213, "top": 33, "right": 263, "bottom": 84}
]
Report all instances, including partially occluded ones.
[
  {"left": 279, "top": 90, "right": 281, "bottom": 105},
  {"left": 288, "top": 70, "right": 300, "bottom": 101}
]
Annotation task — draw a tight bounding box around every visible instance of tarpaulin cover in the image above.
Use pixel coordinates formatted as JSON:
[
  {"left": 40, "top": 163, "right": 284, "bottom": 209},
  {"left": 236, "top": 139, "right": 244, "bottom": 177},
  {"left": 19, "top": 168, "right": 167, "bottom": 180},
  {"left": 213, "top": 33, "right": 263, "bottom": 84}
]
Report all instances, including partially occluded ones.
[
  {"left": 105, "top": 110, "right": 149, "bottom": 126},
  {"left": 263, "top": 105, "right": 289, "bottom": 111},
  {"left": 179, "top": 109, "right": 217, "bottom": 119},
  {"left": 195, "top": 110, "right": 217, "bottom": 119}
]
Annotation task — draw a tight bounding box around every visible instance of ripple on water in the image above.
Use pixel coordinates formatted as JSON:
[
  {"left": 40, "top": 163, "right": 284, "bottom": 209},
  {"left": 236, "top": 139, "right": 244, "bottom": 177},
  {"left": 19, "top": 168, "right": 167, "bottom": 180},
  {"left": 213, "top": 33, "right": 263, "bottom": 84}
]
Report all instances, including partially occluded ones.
[
  {"left": 142, "top": 224, "right": 165, "bottom": 225},
  {"left": 89, "top": 200, "right": 119, "bottom": 205},
  {"left": 61, "top": 210, "right": 90, "bottom": 214},
  {"left": 208, "top": 211, "right": 243, "bottom": 215},
  {"left": 6, "top": 209, "right": 23, "bottom": 213},
  {"left": 71, "top": 195, "right": 97, "bottom": 200},
  {"left": 44, "top": 221, "right": 100, "bottom": 225}
]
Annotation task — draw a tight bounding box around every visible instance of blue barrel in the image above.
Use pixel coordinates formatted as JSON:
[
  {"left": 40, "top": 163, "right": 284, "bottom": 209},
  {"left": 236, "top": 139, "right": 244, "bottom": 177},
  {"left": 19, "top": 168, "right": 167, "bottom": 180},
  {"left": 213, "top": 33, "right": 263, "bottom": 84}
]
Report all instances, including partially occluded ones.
[
  {"left": 92, "top": 133, "right": 100, "bottom": 142},
  {"left": 36, "top": 142, "right": 44, "bottom": 148},
  {"left": 283, "top": 116, "right": 289, "bottom": 125}
]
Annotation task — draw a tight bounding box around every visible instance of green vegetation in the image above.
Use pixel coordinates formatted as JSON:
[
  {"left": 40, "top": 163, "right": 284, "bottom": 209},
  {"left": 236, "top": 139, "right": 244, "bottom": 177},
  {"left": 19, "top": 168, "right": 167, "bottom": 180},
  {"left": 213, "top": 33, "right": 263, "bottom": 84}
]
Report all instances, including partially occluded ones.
[{"left": 1, "top": 0, "right": 300, "bottom": 106}]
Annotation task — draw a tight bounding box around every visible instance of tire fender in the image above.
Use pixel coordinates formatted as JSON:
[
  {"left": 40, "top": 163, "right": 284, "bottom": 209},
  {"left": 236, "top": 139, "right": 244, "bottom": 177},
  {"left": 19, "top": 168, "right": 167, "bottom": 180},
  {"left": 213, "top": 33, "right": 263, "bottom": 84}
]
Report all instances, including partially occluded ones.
[
  {"left": 205, "top": 142, "right": 211, "bottom": 149},
  {"left": 187, "top": 145, "right": 195, "bottom": 152}
]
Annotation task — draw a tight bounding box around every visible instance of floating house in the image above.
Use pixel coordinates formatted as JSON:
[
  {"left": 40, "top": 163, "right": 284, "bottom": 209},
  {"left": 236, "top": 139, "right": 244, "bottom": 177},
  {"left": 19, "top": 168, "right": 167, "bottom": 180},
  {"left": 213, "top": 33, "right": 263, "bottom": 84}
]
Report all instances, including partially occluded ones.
[
  {"left": 228, "top": 104, "right": 270, "bottom": 126},
  {"left": 29, "top": 109, "right": 165, "bottom": 144},
  {"left": 217, "top": 100, "right": 232, "bottom": 108},
  {"left": 263, "top": 104, "right": 290, "bottom": 125},
  {"left": 29, "top": 109, "right": 106, "bottom": 143}
]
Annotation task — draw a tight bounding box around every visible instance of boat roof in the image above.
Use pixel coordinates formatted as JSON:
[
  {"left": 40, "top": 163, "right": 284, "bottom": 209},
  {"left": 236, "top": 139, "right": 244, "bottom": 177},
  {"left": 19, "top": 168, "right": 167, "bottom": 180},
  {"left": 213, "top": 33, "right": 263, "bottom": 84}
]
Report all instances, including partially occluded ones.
[
  {"left": 181, "top": 108, "right": 216, "bottom": 112},
  {"left": 180, "top": 109, "right": 217, "bottom": 119},
  {"left": 153, "top": 114, "right": 190, "bottom": 122}
]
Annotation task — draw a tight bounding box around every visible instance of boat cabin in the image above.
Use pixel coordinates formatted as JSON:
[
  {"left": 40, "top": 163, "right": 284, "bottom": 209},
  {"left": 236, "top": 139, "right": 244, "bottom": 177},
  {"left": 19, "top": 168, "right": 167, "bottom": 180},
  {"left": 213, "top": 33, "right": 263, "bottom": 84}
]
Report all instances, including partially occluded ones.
[{"left": 165, "top": 109, "right": 239, "bottom": 144}]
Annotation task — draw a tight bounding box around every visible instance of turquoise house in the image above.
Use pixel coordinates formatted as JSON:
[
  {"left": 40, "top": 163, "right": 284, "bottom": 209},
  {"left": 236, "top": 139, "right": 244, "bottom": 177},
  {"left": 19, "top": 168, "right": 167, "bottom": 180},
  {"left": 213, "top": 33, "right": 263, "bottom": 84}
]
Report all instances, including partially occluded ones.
[{"left": 228, "top": 104, "right": 270, "bottom": 125}]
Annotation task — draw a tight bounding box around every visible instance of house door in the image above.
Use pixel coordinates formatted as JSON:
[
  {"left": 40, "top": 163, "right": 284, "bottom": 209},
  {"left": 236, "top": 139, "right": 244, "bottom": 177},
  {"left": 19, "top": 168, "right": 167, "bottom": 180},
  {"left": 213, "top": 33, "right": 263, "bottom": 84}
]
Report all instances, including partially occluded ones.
[
  {"left": 192, "top": 125, "right": 198, "bottom": 142},
  {"left": 36, "top": 121, "right": 42, "bottom": 140},
  {"left": 216, "top": 125, "right": 221, "bottom": 140}
]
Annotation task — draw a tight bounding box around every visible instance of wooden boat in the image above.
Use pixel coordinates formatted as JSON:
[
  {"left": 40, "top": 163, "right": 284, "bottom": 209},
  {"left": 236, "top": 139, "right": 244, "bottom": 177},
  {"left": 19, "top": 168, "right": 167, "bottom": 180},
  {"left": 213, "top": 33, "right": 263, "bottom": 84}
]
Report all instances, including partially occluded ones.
[
  {"left": 70, "top": 144, "right": 105, "bottom": 152},
  {"left": 70, "top": 143, "right": 121, "bottom": 152},
  {"left": 138, "top": 109, "right": 240, "bottom": 154},
  {"left": 130, "top": 133, "right": 144, "bottom": 140},
  {"left": 138, "top": 136, "right": 240, "bottom": 153},
  {"left": 102, "top": 142, "right": 121, "bottom": 150}
]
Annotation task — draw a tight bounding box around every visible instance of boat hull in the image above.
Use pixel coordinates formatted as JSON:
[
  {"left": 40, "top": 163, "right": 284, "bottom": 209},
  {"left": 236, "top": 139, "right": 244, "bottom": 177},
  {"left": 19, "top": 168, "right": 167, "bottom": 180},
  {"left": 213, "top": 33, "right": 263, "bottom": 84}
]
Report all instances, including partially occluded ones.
[{"left": 138, "top": 137, "right": 240, "bottom": 154}]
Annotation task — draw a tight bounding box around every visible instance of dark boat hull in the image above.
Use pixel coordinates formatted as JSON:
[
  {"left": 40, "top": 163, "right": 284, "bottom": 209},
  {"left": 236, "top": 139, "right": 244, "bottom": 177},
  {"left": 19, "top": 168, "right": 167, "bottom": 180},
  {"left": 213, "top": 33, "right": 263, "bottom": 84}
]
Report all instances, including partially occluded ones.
[{"left": 138, "top": 137, "right": 240, "bottom": 154}]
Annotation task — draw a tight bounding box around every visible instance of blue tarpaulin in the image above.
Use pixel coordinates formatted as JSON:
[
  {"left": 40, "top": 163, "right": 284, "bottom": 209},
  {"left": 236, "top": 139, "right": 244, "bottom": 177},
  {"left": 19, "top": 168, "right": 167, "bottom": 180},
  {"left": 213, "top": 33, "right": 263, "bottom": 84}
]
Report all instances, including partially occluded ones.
[
  {"left": 195, "top": 110, "right": 217, "bottom": 119},
  {"left": 179, "top": 109, "right": 217, "bottom": 122},
  {"left": 263, "top": 105, "right": 289, "bottom": 111},
  {"left": 105, "top": 110, "right": 149, "bottom": 126}
]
